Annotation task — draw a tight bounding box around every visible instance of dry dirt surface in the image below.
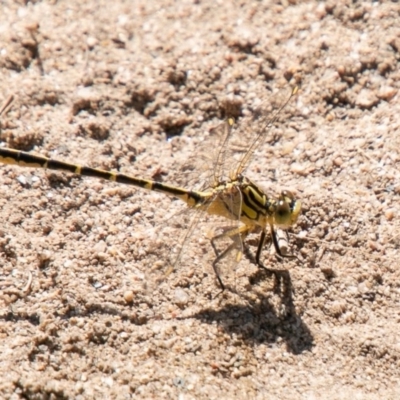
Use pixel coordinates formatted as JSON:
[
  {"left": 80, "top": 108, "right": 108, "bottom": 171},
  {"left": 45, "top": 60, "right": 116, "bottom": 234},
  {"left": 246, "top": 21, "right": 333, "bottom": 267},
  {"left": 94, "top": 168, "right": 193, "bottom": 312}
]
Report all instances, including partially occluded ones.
[{"left": 1, "top": 0, "right": 400, "bottom": 399}]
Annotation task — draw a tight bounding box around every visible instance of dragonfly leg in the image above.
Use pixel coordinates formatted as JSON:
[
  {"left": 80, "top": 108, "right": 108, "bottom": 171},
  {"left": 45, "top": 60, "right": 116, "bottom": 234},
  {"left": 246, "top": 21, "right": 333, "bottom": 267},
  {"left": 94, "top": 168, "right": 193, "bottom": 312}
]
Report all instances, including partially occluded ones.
[{"left": 210, "top": 225, "right": 250, "bottom": 291}]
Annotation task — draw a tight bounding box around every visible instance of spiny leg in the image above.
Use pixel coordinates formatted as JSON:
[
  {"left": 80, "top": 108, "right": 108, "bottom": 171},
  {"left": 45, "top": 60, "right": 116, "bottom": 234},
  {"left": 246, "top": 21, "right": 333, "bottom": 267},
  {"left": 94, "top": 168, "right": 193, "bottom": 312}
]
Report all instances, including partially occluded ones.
[
  {"left": 212, "top": 242, "right": 238, "bottom": 291},
  {"left": 244, "top": 225, "right": 299, "bottom": 291},
  {"left": 243, "top": 229, "right": 270, "bottom": 272},
  {"left": 250, "top": 224, "right": 297, "bottom": 272},
  {"left": 210, "top": 222, "right": 297, "bottom": 291},
  {"left": 244, "top": 228, "right": 295, "bottom": 303},
  {"left": 242, "top": 230, "right": 284, "bottom": 292},
  {"left": 269, "top": 223, "right": 299, "bottom": 262},
  {"left": 210, "top": 225, "right": 250, "bottom": 292}
]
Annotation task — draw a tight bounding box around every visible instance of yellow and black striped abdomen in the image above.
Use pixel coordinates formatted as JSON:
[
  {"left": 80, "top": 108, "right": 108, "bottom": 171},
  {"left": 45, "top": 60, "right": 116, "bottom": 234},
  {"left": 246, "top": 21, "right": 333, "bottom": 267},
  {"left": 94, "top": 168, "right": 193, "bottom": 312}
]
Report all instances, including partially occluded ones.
[{"left": 0, "top": 147, "right": 206, "bottom": 207}]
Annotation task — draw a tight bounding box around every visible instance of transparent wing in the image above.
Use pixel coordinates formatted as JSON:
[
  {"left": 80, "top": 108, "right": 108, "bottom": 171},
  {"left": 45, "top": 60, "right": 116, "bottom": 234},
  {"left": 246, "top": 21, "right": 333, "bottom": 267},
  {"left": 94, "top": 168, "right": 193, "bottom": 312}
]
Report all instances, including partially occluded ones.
[
  {"left": 172, "top": 86, "right": 298, "bottom": 191},
  {"left": 233, "top": 86, "right": 298, "bottom": 177},
  {"left": 170, "top": 118, "right": 236, "bottom": 191}
]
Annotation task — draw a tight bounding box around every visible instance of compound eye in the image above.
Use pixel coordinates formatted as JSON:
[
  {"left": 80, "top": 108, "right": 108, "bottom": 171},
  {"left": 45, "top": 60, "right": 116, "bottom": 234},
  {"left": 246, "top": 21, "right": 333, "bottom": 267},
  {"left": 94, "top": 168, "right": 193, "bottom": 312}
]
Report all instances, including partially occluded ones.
[
  {"left": 282, "top": 190, "right": 294, "bottom": 201},
  {"left": 275, "top": 201, "right": 291, "bottom": 225},
  {"left": 274, "top": 190, "right": 301, "bottom": 227}
]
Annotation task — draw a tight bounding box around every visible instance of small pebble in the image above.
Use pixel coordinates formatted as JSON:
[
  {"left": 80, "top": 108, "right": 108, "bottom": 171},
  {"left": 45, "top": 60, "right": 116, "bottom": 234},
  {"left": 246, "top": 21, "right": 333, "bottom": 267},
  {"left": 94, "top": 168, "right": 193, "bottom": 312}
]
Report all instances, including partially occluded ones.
[
  {"left": 174, "top": 288, "right": 189, "bottom": 305},
  {"left": 385, "top": 208, "right": 395, "bottom": 221},
  {"left": 124, "top": 290, "right": 134, "bottom": 303}
]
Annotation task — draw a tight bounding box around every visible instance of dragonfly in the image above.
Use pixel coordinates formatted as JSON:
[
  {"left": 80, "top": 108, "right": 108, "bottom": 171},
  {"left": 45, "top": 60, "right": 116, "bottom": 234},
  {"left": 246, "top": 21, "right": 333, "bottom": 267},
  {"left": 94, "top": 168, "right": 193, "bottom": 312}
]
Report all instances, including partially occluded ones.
[{"left": 0, "top": 87, "right": 301, "bottom": 291}]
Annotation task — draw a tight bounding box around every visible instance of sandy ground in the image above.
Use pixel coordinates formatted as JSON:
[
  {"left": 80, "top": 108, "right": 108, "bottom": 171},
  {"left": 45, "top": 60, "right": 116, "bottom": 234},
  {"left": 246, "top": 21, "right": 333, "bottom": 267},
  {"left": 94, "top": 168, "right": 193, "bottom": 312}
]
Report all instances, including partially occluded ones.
[{"left": 0, "top": 0, "right": 400, "bottom": 398}]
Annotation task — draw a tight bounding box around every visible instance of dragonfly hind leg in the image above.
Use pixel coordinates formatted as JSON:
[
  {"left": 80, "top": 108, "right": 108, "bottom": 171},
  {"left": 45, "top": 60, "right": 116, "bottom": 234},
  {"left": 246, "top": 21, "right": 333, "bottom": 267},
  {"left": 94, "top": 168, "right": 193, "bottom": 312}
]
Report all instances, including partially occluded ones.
[{"left": 210, "top": 225, "right": 251, "bottom": 291}]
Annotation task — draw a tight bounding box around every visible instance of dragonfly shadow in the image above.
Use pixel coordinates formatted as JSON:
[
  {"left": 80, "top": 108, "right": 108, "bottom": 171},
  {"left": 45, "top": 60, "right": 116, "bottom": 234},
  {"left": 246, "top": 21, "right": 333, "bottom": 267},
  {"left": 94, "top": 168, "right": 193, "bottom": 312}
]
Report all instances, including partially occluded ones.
[{"left": 193, "top": 271, "right": 313, "bottom": 355}]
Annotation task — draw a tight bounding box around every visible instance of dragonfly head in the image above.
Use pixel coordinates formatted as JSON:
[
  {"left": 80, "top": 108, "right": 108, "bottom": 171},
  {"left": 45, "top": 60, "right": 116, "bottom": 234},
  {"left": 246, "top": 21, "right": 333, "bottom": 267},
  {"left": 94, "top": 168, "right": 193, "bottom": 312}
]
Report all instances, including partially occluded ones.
[{"left": 273, "top": 190, "right": 301, "bottom": 228}]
